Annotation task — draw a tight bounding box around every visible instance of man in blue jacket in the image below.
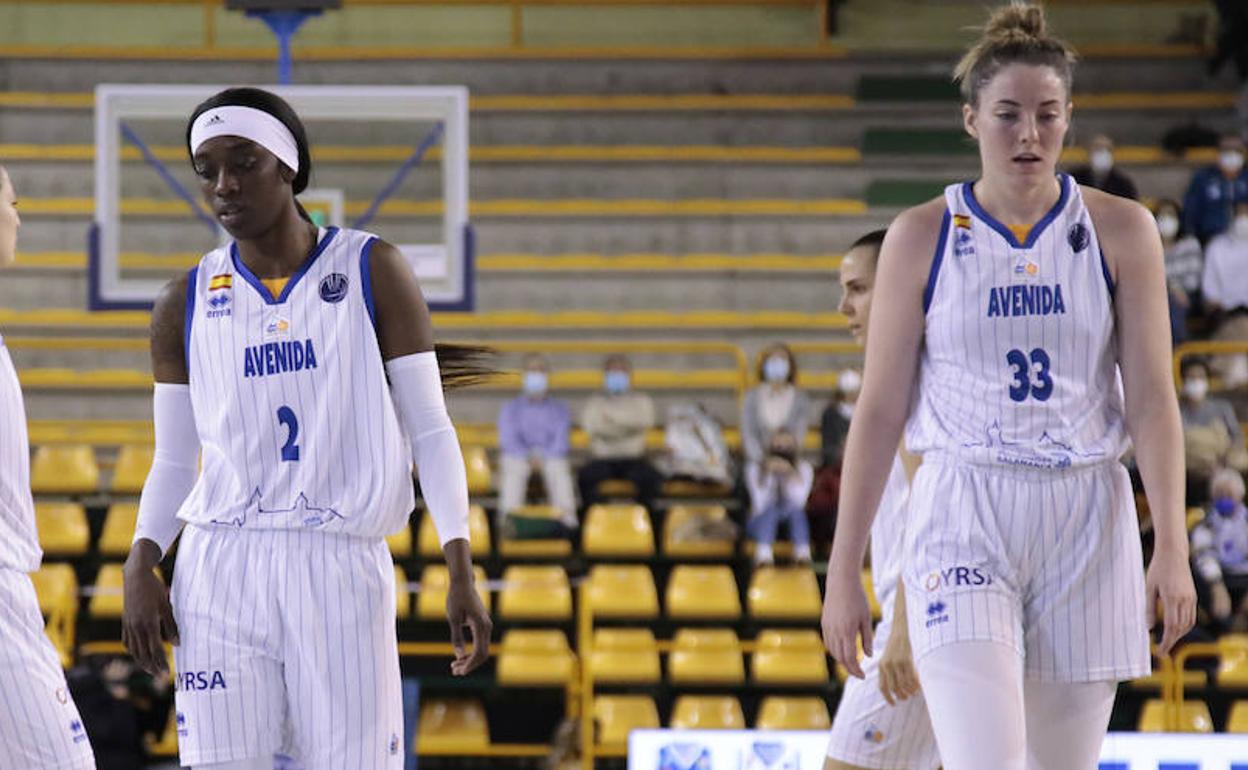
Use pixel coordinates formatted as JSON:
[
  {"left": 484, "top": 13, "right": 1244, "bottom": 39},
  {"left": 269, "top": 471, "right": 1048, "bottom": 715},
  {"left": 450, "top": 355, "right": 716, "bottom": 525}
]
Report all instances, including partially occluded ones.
[{"left": 1185, "top": 134, "right": 1248, "bottom": 244}]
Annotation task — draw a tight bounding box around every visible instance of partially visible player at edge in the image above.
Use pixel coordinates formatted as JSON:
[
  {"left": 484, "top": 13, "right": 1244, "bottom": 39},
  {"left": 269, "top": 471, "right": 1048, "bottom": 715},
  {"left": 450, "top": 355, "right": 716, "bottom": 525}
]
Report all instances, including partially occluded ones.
[
  {"left": 122, "top": 87, "right": 491, "bottom": 770},
  {"left": 824, "top": 230, "right": 940, "bottom": 770},
  {"left": 821, "top": 4, "right": 1195, "bottom": 770},
  {"left": 0, "top": 165, "right": 98, "bottom": 768}
]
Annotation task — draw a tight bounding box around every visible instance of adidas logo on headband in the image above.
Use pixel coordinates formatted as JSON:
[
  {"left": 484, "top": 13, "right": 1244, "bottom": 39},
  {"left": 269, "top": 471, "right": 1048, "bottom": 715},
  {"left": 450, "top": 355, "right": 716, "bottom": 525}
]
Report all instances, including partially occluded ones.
[{"left": 205, "top": 114, "right": 224, "bottom": 126}]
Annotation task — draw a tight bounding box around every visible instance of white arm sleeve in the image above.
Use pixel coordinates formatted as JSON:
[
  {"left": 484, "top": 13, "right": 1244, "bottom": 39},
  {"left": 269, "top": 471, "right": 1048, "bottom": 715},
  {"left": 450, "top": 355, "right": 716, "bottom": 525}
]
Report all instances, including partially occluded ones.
[
  {"left": 386, "top": 351, "right": 471, "bottom": 546},
  {"left": 132, "top": 383, "right": 201, "bottom": 557}
]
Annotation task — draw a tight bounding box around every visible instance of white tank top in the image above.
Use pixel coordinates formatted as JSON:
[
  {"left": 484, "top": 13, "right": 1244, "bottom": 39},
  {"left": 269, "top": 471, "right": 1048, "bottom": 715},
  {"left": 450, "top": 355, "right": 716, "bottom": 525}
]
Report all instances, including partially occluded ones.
[
  {"left": 0, "top": 335, "right": 40, "bottom": 572},
  {"left": 869, "top": 454, "right": 908, "bottom": 620},
  {"left": 180, "top": 227, "right": 415, "bottom": 537},
  {"left": 905, "top": 175, "right": 1128, "bottom": 469}
]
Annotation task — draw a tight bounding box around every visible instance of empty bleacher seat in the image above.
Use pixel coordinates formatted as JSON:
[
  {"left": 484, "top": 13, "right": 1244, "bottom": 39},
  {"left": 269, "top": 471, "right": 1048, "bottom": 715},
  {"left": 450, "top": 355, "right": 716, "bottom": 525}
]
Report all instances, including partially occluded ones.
[
  {"left": 662, "top": 504, "right": 734, "bottom": 559},
  {"left": 1228, "top": 700, "right": 1248, "bottom": 733},
  {"left": 499, "top": 505, "right": 573, "bottom": 558},
  {"left": 1137, "top": 699, "right": 1213, "bottom": 733},
  {"left": 497, "top": 629, "right": 575, "bottom": 686},
  {"left": 596, "top": 479, "right": 638, "bottom": 499},
  {"left": 463, "top": 446, "right": 491, "bottom": 496},
  {"left": 418, "top": 505, "right": 490, "bottom": 558},
  {"left": 747, "top": 567, "right": 821, "bottom": 622},
  {"left": 110, "top": 443, "right": 154, "bottom": 494},
  {"left": 416, "top": 698, "right": 489, "bottom": 754},
  {"left": 416, "top": 565, "right": 490, "bottom": 622},
  {"left": 750, "top": 629, "right": 829, "bottom": 686},
  {"left": 666, "top": 565, "right": 740, "bottom": 620},
  {"left": 755, "top": 696, "right": 830, "bottom": 730},
  {"left": 1219, "top": 634, "right": 1248, "bottom": 687},
  {"left": 863, "top": 568, "right": 881, "bottom": 620},
  {"left": 386, "top": 525, "right": 413, "bottom": 558},
  {"left": 99, "top": 503, "right": 138, "bottom": 557},
  {"left": 587, "top": 565, "right": 659, "bottom": 620},
  {"left": 34, "top": 502, "right": 89, "bottom": 557},
  {"left": 668, "top": 628, "right": 745, "bottom": 685},
  {"left": 88, "top": 564, "right": 127, "bottom": 619},
  {"left": 31, "top": 562, "right": 78, "bottom": 666},
  {"left": 499, "top": 565, "right": 572, "bottom": 621},
  {"left": 31, "top": 444, "right": 99, "bottom": 495},
  {"left": 670, "top": 696, "right": 745, "bottom": 730},
  {"left": 583, "top": 503, "right": 654, "bottom": 558},
  {"left": 595, "top": 695, "right": 660, "bottom": 753},
  {"left": 395, "top": 566, "right": 411, "bottom": 619},
  {"left": 590, "top": 628, "right": 661, "bottom": 685}
]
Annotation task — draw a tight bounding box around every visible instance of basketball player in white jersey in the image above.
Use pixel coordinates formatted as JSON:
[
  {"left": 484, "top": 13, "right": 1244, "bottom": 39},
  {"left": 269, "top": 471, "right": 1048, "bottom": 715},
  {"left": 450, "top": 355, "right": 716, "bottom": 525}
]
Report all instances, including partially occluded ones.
[
  {"left": 0, "top": 165, "right": 98, "bottom": 768},
  {"left": 121, "top": 88, "right": 492, "bottom": 770},
  {"left": 821, "top": 4, "right": 1196, "bottom": 769},
  {"left": 825, "top": 230, "right": 939, "bottom": 770}
]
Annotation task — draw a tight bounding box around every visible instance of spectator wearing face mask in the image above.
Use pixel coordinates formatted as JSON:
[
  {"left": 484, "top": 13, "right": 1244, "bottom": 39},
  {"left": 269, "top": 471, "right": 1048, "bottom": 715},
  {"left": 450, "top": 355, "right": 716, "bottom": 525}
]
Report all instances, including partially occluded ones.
[
  {"left": 1201, "top": 200, "right": 1248, "bottom": 385},
  {"left": 818, "top": 367, "right": 861, "bottom": 468},
  {"left": 1155, "top": 199, "right": 1205, "bottom": 344},
  {"left": 741, "top": 343, "right": 812, "bottom": 466},
  {"left": 496, "top": 353, "right": 577, "bottom": 527},
  {"left": 745, "top": 428, "right": 814, "bottom": 566},
  {"left": 1191, "top": 467, "right": 1248, "bottom": 634},
  {"left": 1184, "top": 134, "right": 1248, "bottom": 244},
  {"left": 577, "top": 354, "right": 662, "bottom": 511},
  {"left": 1069, "top": 134, "right": 1138, "bottom": 200},
  {"left": 1180, "top": 358, "right": 1248, "bottom": 504}
]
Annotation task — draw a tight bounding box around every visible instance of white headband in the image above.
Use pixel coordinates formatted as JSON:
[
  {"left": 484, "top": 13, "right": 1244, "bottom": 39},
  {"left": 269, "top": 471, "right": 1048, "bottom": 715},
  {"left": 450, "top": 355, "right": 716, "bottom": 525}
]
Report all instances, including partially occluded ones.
[{"left": 189, "top": 105, "right": 300, "bottom": 174}]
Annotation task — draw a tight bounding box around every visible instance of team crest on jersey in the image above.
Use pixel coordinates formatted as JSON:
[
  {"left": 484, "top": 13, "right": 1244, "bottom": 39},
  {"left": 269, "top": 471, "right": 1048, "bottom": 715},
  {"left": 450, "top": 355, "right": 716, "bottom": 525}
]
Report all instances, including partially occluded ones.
[
  {"left": 319, "top": 273, "right": 349, "bottom": 303},
  {"left": 1067, "top": 222, "right": 1090, "bottom": 253},
  {"left": 1014, "top": 259, "right": 1040, "bottom": 279},
  {"left": 265, "top": 315, "right": 291, "bottom": 338}
]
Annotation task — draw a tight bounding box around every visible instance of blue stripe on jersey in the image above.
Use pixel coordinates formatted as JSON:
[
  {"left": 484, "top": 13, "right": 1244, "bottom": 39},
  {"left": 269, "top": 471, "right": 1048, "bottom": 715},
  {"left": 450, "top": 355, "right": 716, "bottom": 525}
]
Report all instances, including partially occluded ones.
[
  {"left": 1098, "top": 247, "right": 1116, "bottom": 298},
  {"left": 962, "top": 174, "right": 1071, "bottom": 250},
  {"left": 924, "top": 209, "right": 951, "bottom": 313},
  {"left": 229, "top": 227, "right": 340, "bottom": 306},
  {"left": 360, "top": 236, "right": 379, "bottom": 330},
  {"left": 184, "top": 266, "right": 198, "bottom": 372}
]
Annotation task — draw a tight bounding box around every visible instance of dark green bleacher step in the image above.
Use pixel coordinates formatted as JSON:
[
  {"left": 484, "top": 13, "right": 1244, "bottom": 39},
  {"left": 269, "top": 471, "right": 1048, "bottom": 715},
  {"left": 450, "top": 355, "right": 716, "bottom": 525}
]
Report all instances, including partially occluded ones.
[
  {"left": 865, "top": 179, "right": 948, "bottom": 207},
  {"left": 863, "top": 128, "right": 976, "bottom": 156},
  {"left": 856, "top": 75, "right": 960, "bottom": 102}
]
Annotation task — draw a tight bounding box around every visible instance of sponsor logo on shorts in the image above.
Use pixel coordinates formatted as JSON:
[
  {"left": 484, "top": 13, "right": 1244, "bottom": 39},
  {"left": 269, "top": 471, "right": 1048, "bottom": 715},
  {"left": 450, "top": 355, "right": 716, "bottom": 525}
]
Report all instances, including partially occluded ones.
[
  {"left": 925, "top": 566, "right": 993, "bottom": 591},
  {"left": 175, "top": 670, "right": 228, "bottom": 691},
  {"left": 176, "top": 711, "right": 189, "bottom": 737},
  {"left": 863, "top": 725, "right": 884, "bottom": 744},
  {"left": 70, "top": 719, "right": 88, "bottom": 744},
  {"left": 925, "top": 600, "right": 950, "bottom": 629},
  {"left": 390, "top": 733, "right": 400, "bottom": 755}
]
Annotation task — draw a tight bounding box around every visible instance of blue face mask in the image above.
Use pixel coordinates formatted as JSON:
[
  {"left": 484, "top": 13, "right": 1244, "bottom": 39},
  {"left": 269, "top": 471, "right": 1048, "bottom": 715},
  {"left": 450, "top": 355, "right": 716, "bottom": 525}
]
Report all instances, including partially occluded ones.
[
  {"left": 604, "top": 370, "right": 630, "bottom": 394},
  {"left": 523, "top": 371, "right": 547, "bottom": 396},
  {"left": 1214, "top": 496, "right": 1239, "bottom": 517},
  {"left": 763, "top": 355, "right": 791, "bottom": 383}
]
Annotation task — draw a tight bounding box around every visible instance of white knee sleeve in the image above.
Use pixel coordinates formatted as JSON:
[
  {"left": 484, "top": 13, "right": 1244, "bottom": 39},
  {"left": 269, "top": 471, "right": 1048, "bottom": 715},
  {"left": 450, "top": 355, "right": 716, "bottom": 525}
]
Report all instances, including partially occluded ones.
[
  {"left": 916, "top": 641, "right": 1026, "bottom": 770},
  {"left": 1024, "top": 680, "right": 1116, "bottom": 770}
]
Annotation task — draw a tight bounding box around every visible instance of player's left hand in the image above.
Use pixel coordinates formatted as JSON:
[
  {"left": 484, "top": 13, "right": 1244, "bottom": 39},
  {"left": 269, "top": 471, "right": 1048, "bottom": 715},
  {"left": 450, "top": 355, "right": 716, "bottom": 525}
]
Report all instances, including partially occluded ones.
[
  {"left": 447, "top": 576, "right": 492, "bottom": 676},
  {"left": 1146, "top": 546, "right": 1197, "bottom": 657}
]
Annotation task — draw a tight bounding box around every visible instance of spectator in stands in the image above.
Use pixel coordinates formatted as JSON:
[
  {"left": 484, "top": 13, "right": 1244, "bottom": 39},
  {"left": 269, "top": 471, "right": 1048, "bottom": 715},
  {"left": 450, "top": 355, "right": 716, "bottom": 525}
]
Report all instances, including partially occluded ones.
[
  {"left": 818, "top": 367, "right": 861, "bottom": 468},
  {"left": 1192, "top": 467, "right": 1248, "bottom": 634},
  {"left": 746, "top": 428, "right": 813, "bottom": 566},
  {"left": 1156, "top": 199, "right": 1205, "bottom": 344},
  {"left": 741, "top": 343, "right": 812, "bottom": 465},
  {"left": 1069, "top": 134, "right": 1137, "bottom": 199},
  {"left": 577, "top": 354, "right": 662, "bottom": 511},
  {"left": 496, "top": 353, "right": 577, "bottom": 527},
  {"left": 1202, "top": 200, "right": 1248, "bottom": 385},
  {"left": 1184, "top": 133, "right": 1248, "bottom": 244},
  {"left": 1180, "top": 357, "right": 1248, "bottom": 504}
]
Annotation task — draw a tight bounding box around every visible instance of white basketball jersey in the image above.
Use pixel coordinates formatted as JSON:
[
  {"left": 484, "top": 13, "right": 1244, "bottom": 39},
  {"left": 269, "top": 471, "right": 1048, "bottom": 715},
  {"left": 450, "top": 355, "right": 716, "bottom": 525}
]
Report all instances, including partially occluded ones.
[
  {"left": 180, "top": 227, "right": 415, "bottom": 538},
  {"left": 0, "top": 335, "right": 40, "bottom": 573},
  {"left": 868, "top": 454, "right": 908, "bottom": 619},
  {"left": 905, "top": 175, "right": 1128, "bottom": 469}
]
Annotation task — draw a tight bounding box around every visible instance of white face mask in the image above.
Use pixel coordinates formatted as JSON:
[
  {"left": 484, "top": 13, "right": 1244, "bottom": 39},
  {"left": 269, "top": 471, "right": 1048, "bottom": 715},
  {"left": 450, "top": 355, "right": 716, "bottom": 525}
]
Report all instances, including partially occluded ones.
[
  {"left": 1183, "top": 378, "right": 1209, "bottom": 401},
  {"left": 1235, "top": 215, "right": 1248, "bottom": 239},
  {"left": 1156, "top": 214, "right": 1180, "bottom": 240},
  {"left": 838, "top": 368, "right": 862, "bottom": 396},
  {"left": 1222, "top": 150, "right": 1245, "bottom": 176},
  {"left": 1090, "top": 148, "right": 1113, "bottom": 175}
]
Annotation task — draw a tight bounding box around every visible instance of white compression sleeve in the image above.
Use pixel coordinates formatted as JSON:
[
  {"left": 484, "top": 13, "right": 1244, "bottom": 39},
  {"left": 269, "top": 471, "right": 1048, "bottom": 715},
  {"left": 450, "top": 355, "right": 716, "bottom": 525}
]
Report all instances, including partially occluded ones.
[
  {"left": 386, "top": 351, "right": 471, "bottom": 546},
  {"left": 132, "top": 383, "right": 200, "bottom": 557}
]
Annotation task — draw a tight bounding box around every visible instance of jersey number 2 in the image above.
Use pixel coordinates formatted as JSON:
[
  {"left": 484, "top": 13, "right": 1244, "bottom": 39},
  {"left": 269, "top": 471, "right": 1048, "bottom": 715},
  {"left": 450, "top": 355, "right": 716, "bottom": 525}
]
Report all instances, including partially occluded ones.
[
  {"left": 277, "top": 406, "right": 300, "bottom": 462},
  {"left": 1006, "top": 348, "right": 1053, "bottom": 402}
]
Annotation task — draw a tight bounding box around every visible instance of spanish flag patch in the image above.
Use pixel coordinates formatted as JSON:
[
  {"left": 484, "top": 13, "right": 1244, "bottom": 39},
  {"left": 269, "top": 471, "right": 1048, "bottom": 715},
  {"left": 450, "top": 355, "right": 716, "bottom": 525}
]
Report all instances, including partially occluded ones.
[
  {"left": 208, "top": 274, "right": 233, "bottom": 291},
  {"left": 953, "top": 214, "right": 972, "bottom": 229}
]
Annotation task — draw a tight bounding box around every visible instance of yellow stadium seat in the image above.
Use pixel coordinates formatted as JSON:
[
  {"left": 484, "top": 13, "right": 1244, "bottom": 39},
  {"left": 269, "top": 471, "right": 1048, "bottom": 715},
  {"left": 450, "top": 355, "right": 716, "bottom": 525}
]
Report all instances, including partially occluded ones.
[
  {"left": 386, "top": 525, "right": 413, "bottom": 558},
  {"left": 1129, "top": 668, "right": 1207, "bottom": 691},
  {"left": 418, "top": 504, "right": 491, "bottom": 558},
  {"left": 395, "top": 566, "right": 411, "bottom": 619},
  {"left": 499, "top": 565, "right": 571, "bottom": 621},
  {"left": 666, "top": 565, "right": 740, "bottom": 620},
  {"left": 497, "top": 629, "right": 574, "bottom": 686},
  {"left": 1219, "top": 635, "right": 1248, "bottom": 687},
  {"left": 1137, "top": 699, "right": 1214, "bottom": 733},
  {"left": 31, "top": 444, "right": 100, "bottom": 495},
  {"left": 594, "top": 695, "right": 659, "bottom": 753},
  {"left": 88, "top": 564, "right": 128, "bottom": 619},
  {"left": 597, "top": 479, "right": 638, "bottom": 499},
  {"left": 670, "top": 696, "right": 745, "bottom": 730},
  {"left": 590, "top": 628, "right": 661, "bottom": 685},
  {"left": 99, "top": 503, "right": 138, "bottom": 557},
  {"left": 863, "top": 568, "right": 882, "bottom": 620},
  {"left": 31, "top": 563, "right": 78, "bottom": 617},
  {"left": 35, "top": 502, "right": 89, "bottom": 556},
  {"left": 416, "top": 565, "right": 490, "bottom": 621},
  {"left": 1228, "top": 700, "right": 1248, "bottom": 733},
  {"left": 583, "top": 503, "right": 654, "bottom": 558},
  {"left": 756, "top": 696, "right": 830, "bottom": 730},
  {"left": 663, "top": 504, "right": 734, "bottom": 559},
  {"left": 750, "top": 629, "right": 829, "bottom": 686},
  {"left": 587, "top": 565, "right": 659, "bottom": 620},
  {"left": 110, "top": 443, "right": 154, "bottom": 494},
  {"left": 145, "top": 707, "right": 179, "bottom": 757},
  {"left": 416, "top": 698, "right": 489, "bottom": 754},
  {"left": 747, "top": 567, "right": 821, "bottom": 621},
  {"left": 498, "top": 505, "right": 572, "bottom": 558},
  {"left": 463, "top": 446, "right": 491, "bottom": 496},
  {"left": 1187, "top": 507, "right": 1205, "bottom": 531},
  {"left": 669, "top": 628, "right": 745, "bottom": 685}
]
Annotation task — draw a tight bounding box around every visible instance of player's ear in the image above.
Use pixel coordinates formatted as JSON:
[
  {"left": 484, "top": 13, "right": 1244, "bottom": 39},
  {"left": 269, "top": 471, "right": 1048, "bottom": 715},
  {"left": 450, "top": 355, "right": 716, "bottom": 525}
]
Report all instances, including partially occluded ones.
[
  {"left": 278, "top": 163, "right": 296, "bottom": 184},
  {"left": 962, "top": 103, "right": 978, "bottom": 140}
]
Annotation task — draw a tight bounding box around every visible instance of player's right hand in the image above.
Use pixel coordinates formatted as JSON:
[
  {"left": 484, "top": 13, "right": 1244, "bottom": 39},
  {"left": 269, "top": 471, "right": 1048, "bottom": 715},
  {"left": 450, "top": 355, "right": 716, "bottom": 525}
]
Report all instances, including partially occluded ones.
[
  {"left": 122, "top": 546, "right": 179, "bottom": 677},
  {"left": 447, "top": 576, "right": 492, "bottom": 676},
  {"left": 878, "top": 622, "right": 920, "bottom": 705},
  {"left": 821, "top": 571, "right": 873, "bottom": 679}
]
